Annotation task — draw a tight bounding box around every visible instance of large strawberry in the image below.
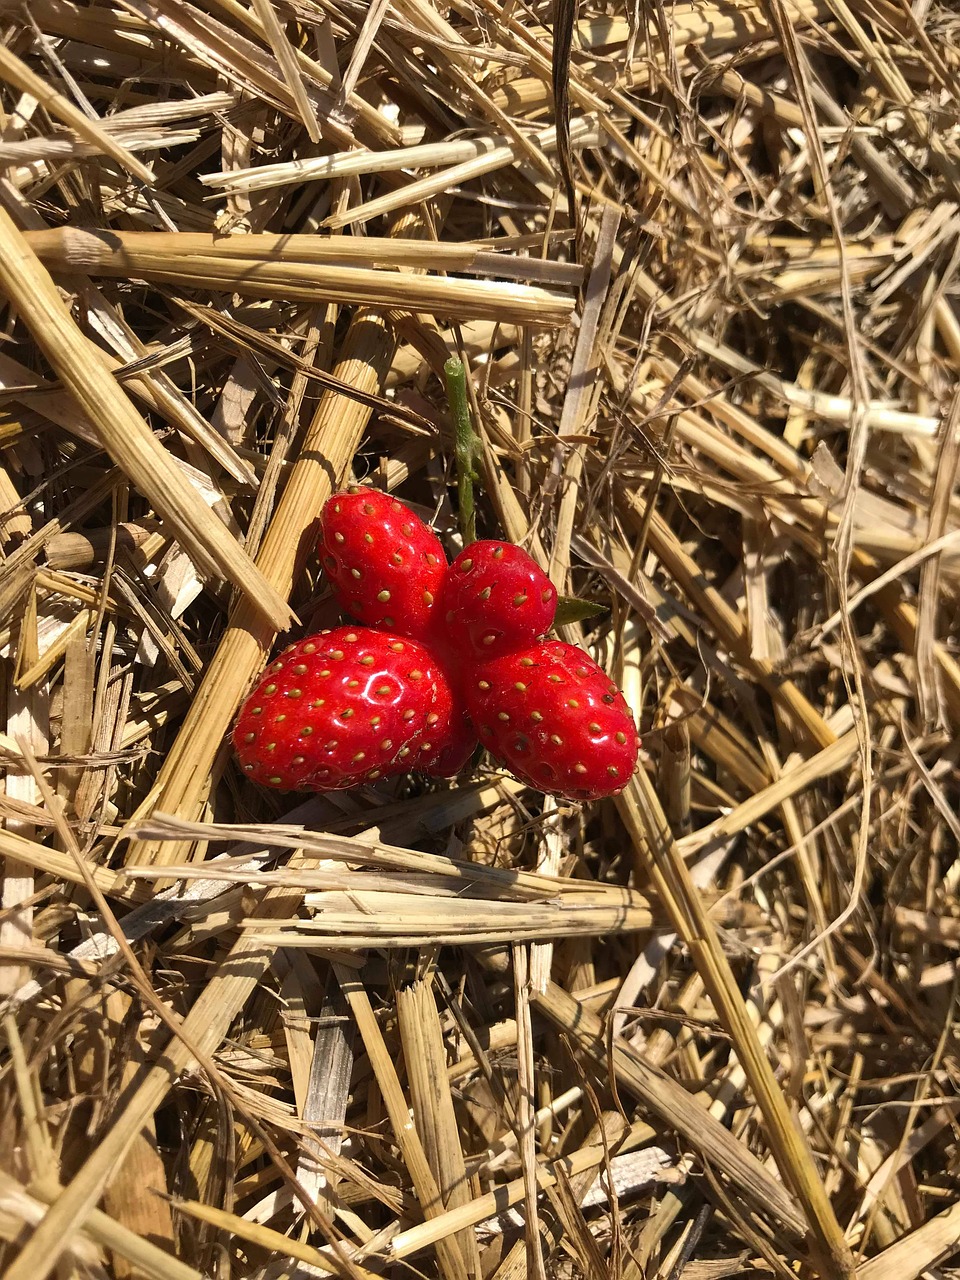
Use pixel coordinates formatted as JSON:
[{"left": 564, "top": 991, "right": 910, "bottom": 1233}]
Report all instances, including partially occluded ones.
[
  {"left": 318, "top": 488, "right": 447, "bottom": 640},
  {"left": 465, "top": 640, "right": 639, "bottom": 800},
  {"left": 233, "top": 627, "right": 458, "bottom": 790},
  {"left": 439, "top": 540, "right": 557, "bottom": 660}
]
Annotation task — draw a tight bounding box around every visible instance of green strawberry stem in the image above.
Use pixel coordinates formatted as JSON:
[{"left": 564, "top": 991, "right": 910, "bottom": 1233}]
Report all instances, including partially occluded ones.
[{"left": 444, "top": 355, "right": 482, "bottom": 546}]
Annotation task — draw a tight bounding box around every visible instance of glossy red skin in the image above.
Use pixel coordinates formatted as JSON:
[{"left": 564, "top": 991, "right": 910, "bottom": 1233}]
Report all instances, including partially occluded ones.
[
  {"left": 417, "top": 679, "right": 478, "bottom": 776},
  {"left": 465, "top": 641, "right": 639, "bottom": 801},
  {"left": 233, "top": 627, "right": 449, "bottom": 791},
  {"left": 318, "top": 488, "right": 448, "bottom": 640},
  {"left": 439, "top": 540, "right": 557, "bottom": 660}
]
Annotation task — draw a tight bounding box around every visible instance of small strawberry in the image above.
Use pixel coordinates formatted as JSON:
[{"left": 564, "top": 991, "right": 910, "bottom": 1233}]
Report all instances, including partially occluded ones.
[
  {"left": 439, "top": 540, "right": 557, "bottom": 659},
  {"left": 465, "top": 640, "right": 639, "bottom": 800},
  {"left": 319, "top": 488, "right": 447, "bottom": 640},
  {"left": 233, "top": 627, "right": 455, "bottom": 791}
]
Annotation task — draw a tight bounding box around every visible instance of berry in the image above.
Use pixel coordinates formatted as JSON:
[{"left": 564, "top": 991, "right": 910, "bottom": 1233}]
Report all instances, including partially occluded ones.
[
  {"left": 465, "top": 641, "right": 639, "bottom": 801},
  {"left": 233, "top": 627, "right": 453, "bottom": 791},
  {"left": 418, "top": 683, "right": 478, "bottom": 777},
  {"left": 319, "top": 488, "right": 447, "bottom": 640},
  {"left": 439, "top": 540, "right": 557, "bottom": 660}
]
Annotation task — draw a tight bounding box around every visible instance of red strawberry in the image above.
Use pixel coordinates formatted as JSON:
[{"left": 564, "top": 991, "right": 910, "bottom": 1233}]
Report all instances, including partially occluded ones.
[
  {"left": 319, "top": 488, "right": 447, "bottom": 640},
  {"left": 233, "top": 627, "right": 455, "bottom": 791},
  {"left": 439, "top": 540, "right": 557, "bottom": 660},
  {"left": 417, "top": 683, "right": 477, "bottom": 777},
  {"left": 464, "top": 641, "right": 639, "bottom": 800}
]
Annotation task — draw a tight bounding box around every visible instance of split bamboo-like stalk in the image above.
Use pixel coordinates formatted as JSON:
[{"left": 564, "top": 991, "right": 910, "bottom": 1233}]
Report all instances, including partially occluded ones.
[
  {"left": 333, "top": 962, "right": 471, "bottom": 1280},
  {"left": 21, "top": 228, "right": 583, "bottom": 283},
  {"left": 396, "top": 978, "right": 482, "bottom": 1273}
]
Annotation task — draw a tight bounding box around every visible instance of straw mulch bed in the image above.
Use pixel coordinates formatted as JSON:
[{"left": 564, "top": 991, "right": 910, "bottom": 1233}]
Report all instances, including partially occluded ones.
[{"left": 0, "top": 0, "right": 958, "bottom": 1276}]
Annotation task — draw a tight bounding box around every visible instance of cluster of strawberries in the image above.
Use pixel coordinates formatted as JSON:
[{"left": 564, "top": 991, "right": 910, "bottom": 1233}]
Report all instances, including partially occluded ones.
[{"left": 233, "top": 488, "right": 640, "bottom": 801}]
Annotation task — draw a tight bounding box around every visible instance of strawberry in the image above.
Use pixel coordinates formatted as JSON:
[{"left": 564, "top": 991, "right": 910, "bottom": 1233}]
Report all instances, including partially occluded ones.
[
  {"left": 417, "top": 683, "right": 477, "bottom": 777},
  {"left": 319, "top": 487, "right": 447, "bottom": 640},
  {"left": 464, "top": 640, "right": 639, "bottom": 800},
  {"left": 439, "top": 540, "right": 557, "bottom": 660},
  {"left": 233, "top": 627, "right": 457, "bottom": 791}
]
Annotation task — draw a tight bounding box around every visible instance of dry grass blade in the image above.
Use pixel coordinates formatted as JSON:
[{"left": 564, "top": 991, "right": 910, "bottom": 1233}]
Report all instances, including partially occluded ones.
[
  {"left": 247, "top": 0, "right": 320, "bottom": 143},
  {"left": 1, "top": 884, "right": 316, "bottom": 1280},
  {"left": 0, "top": 42, "right": 154, "bottom": 183},
  {"left": 533, "top": 981, "right": 806, "bottom": 1241},
  {"left": 0, "top": 1170, "right": 201, "bottom": 1280},
  {"left": 200, "top": 126, "right": 599, "bottom": 195},
  {"left": 855, "top": 1199, "right": 960, "bottom": 1279},
  {"left": 168, "top": 1197, "right": 378, "bottom": 1276}
]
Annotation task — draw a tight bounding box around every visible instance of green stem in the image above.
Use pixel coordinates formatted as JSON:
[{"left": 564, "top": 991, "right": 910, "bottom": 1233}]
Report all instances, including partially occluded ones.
[{"left": 444, "top": 355, "right": 481, "bottom": 546}]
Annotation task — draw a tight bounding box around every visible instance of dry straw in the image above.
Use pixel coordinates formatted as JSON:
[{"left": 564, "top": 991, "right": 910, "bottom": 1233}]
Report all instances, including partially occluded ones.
[
  {"left": 0, "top": 0, "right": 957, "bottom": 1277},
  {"left": 24, "top": 229, "right": 576, "bottom": 327}
]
